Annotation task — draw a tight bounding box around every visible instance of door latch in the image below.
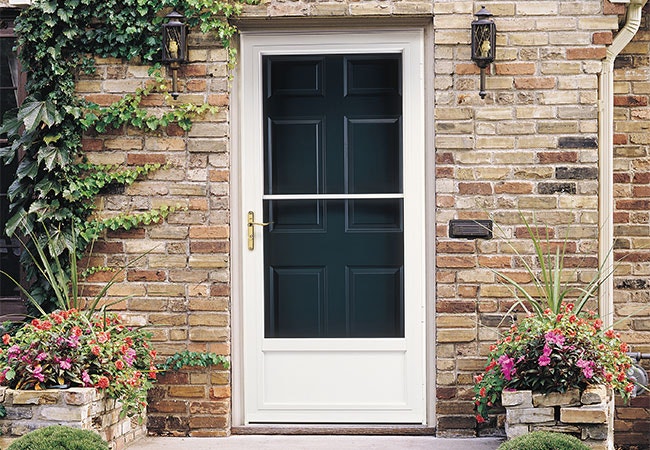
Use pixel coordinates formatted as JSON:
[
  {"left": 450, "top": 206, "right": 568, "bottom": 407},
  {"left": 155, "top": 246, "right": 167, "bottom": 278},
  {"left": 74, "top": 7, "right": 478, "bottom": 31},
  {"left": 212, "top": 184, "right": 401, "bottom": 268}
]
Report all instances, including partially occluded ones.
[{"left": 247, "top": 211, "right": 270, "bottom": 250}]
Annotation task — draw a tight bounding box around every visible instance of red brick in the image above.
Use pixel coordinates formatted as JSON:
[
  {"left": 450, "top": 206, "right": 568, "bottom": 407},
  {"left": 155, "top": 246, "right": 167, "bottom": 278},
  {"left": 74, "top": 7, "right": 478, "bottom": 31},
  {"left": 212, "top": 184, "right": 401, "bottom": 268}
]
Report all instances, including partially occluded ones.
[
  {"left": 127, "top": 270, "right": 167, "bottom": 282},
  {"left": 592, "top": 32, "right": 613, "bottom": 45},
  {"left": 190, "top": 241, "right": 229, "bottom": 253},
  {"left": 84, "top": 94, "right": 124, "bottom": 106},
  {"left": 437, "top": 387, "right": 457, "bottom": 400},
  {"left": 149, "top": 400, "right": 188, "bottom": 414},
  {"left": 455, "top": 63, "right": 481, "bottom": 75},
  {"left": 633, "top": 173, "right": 650, "bottom": 184},
  {"left": 616, "top": 199, "right": 650, "bottom": 210},
  {"left": 494, "top": 182, "right": 533, "bottom": 194},
  {"left": 515, "top": 226, "right": 555, "bottom": 239},
  {"left": 458, "top": 285, "right": 478, "bottom": 298},
  {"left": 458, "top": 182, "right": 492, "bottom": 195},
  {"left": 180, "top": 64, "right": 207, "bottom": 77},
  {"left": 187, "top": 80, "right": 208, "bottom": 92},
  {"left": 188, "top": 415, "right": 228, "bottom": 429},
  {"left": 633, "top": 186, "right": 650, "bottom": 197},
  {"left": 437, "top": 255, "right": 476, "bottom": 268},
  {"left": 437, "top": 241, "right": 476, "bottom": 254},
  {"left": 614, "top": 95, "right": 648, "bottom": 107},
  {"left": 208, "top": 94, "right": 229, "bottom": 107},
  {"left": 538, "top": 151, "right": 578, "bottom": 163},
  {"left": 494, "top": 63, "right": 535, "bottom": 75},
  {"left": 210, "top": 283, "right": 230, "bottom": 297},
  {"left": 139, "top": 94, "right": 165, "bottom": 107},
  {"left": 478, "top": 255, "right": 512, "bottom": 268},
  {"left": 436, "top": 152, "right": 454, "bottom": 165},
  {"left": 82, "top": 138, "right": 104, "bottom": 152},
  {"left": 209, "top": 169, "right": 229, "bottom": 182},
  {"left": 437, "top": 301, "right": 476, "bottom": 313},
  {"left": 566, "top": 47, "right": 607, "bottom": 60},
  {"left": 614, "top": 172, "right": 631, "bottom": 183},
  {"left": 613, "top": 133, "right": 628, "bottom": 145},
  {"left": 437, "top": 167, "right": 454, "bottom": 178},
  {"left": 157, "top": 372, "right": 189, "bottom": 385}
]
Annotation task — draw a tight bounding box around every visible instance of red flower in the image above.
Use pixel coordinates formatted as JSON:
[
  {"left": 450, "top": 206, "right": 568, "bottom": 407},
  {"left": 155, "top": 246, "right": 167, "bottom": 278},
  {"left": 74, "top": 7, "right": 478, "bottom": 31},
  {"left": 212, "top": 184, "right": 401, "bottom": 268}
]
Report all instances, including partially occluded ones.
[
  {"left": 605, "top": 329, "right": 615, "bottom": 339},
  {"left": 149, "top": 371, "right": 157, "bottom": 380},
  {"left": 625, "top": 383, "right": 635, "bottom": 393},
  {"left": 565, "top": 303, "right": 574, "bottom": 312},
  {"left": 115, "top": 360, "right": 125, "bottom": 370},
  {"left": 71, "top": 326, "right": 82, "bottom": 337},
  {"left": 593, "top": 319, "right": 602, "bottom": 330},
  {"left": 91, "top": 345, "right": 101, "bottom": 356},
  {"left": 31, "top": 319, "right": 40, "bottom": 328},
  {"left": 479, "top": 387, "right": 486, "bottom": 397},
  {"left": 556, "top": 314, "right": 563, "bottom": 322},
  {"left": 476, "top": 415, "right": 486, "bottom": 424},
  {"left": 605, "top": 373, "right": 613, "bottom": 382},
  {"left": 620, "top": 342, "right": 629, "bottom": 352},
  {"left": 2, "top": 334, "right": 10, "bottom": 345},
  {"left": 474, "top": 374, "right": 483, "bottom": 383},
  {"left": 96, "top": 376, "right": 110, "bottom": 389},
  {"left": 617, "top": 372, "right": 627, "bottom": 382},
  {"left": 569, "top": 315, "right": 577, "bottom": 324}
]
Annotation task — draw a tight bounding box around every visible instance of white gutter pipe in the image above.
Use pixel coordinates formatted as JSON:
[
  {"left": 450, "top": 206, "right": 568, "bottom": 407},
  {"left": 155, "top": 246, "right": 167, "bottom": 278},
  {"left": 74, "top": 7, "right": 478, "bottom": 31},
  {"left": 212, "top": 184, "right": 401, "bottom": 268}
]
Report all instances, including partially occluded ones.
[{"left": 599, "top": 0, "right": 647, "bottom": 328}]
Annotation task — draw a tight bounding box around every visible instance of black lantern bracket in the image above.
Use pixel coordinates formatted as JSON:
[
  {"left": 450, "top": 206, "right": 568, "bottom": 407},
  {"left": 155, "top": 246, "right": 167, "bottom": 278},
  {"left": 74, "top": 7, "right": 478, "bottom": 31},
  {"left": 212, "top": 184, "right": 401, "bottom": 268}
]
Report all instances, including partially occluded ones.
[
  {"left": 162, "top": 10, "right": 188, "bottom": 99},
  {"left": 471, "top": 6, "right": 496, "bottom": 99}
]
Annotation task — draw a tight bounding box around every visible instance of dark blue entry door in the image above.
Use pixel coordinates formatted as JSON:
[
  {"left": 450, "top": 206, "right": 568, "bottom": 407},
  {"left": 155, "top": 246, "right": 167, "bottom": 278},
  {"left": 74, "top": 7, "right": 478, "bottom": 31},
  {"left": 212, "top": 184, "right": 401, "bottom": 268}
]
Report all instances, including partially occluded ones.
[{"left": 262, "top": 54, "right": 405, "bottom": 339}]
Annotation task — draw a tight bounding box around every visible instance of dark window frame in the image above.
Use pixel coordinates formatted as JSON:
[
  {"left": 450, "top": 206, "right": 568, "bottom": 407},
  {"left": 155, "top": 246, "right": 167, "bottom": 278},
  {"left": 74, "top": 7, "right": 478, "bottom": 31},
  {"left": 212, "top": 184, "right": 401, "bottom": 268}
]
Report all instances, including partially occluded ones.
[{"left": 0, "top": 9, "right": 26, "bottom": 320}]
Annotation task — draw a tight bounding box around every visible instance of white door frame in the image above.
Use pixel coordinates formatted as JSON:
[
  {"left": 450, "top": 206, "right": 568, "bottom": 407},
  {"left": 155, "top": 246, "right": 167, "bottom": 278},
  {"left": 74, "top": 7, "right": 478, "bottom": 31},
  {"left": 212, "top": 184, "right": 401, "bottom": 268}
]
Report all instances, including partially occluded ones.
[{"left": 232, "top": 28, "right": 432, "bottom": 426}]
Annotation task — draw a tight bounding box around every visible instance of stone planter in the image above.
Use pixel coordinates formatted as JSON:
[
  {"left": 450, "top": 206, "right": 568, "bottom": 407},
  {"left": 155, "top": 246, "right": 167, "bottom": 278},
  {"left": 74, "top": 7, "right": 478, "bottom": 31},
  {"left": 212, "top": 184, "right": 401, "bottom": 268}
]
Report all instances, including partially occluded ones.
[
  {"left": 0, "top": 387, "right": 145, "bottom": 450},
  {"left": 502, "top": 385, "right": 614, "bottom": 450}
]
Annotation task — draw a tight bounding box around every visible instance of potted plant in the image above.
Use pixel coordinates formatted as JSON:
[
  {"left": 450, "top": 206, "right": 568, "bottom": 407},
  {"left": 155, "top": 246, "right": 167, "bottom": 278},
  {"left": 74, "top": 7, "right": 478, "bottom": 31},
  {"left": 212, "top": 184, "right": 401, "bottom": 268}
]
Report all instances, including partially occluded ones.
[
  {"left": 0, "top": 224, "right": 155, "bottom": 447},
  {"left": 473, "top": 216, "right": 635, "bottom": 448}
]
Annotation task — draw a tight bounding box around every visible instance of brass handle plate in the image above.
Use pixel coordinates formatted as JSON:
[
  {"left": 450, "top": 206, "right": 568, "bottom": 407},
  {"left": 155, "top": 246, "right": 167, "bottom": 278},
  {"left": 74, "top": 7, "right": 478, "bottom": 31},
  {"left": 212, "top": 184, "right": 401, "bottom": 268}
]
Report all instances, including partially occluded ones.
[{"left": 247, "top": 211, "right": 270, "bottom": 250}]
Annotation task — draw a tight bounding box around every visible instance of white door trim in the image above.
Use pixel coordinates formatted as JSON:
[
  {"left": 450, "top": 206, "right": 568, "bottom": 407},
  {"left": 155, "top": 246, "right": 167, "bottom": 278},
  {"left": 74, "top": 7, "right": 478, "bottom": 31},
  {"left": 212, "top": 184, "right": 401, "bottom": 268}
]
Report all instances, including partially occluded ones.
[{"left": 236, "top": 29, "right": 427, "bottom": 425}]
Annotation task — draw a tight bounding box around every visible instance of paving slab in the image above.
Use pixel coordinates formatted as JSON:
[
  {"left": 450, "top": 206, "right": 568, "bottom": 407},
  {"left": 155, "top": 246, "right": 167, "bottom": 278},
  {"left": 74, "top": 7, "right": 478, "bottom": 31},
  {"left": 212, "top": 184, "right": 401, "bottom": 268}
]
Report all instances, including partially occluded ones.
[{"left": 128, "top": 435, "right": 504, "bottom": 450}]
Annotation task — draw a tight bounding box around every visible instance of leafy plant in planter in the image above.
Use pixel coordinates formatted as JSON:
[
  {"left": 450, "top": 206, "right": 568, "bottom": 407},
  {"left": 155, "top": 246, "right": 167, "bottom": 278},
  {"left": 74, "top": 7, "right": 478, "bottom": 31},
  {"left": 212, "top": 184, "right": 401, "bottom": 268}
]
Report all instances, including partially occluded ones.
[
  {"left": 0, "top": 224, "right": 156, "bottom": 418},
  {"left": 473, "top": 215, "right": 634, "bottom": 423}
]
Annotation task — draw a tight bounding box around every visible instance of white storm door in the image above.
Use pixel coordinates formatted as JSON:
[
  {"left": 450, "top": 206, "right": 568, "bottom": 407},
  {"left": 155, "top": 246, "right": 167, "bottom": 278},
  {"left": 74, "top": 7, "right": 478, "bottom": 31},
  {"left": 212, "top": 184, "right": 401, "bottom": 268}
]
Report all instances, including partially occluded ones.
[{"left": 240, "top": 30, "right": 426, "bottom": 424}]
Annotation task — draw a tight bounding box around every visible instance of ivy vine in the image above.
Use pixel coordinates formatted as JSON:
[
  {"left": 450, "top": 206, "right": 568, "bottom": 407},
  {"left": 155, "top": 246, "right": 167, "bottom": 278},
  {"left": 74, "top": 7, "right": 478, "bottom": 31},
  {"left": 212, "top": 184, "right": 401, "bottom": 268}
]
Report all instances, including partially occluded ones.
[{"left": 0, "top": 0, "right": 256, "bottom": 311}]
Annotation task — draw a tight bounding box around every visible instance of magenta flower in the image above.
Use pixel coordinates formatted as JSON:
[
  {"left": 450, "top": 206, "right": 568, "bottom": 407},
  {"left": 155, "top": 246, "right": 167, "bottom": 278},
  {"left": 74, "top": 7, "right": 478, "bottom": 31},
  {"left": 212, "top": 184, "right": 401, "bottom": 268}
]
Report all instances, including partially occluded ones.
[
  {"left": 124, "top": 348, "right": 137, "bottom": 366},
  {"left": 538, "top": 344, "right": 552, "bottom": 366},
  {"left": 59, "top": 359, "right": 72, "bottom": 370},
  {"left": 36, "top": 352, "right": 48, "bottom": 361},
  {"left": 544, "top": 330, "right": 565, "bottom": 348},
  {"left": 32, "top": 365, "right": 45, "bottom": 382},
  {"left": 81, "top": 370, "right": 92, "bottom": 386},
  {"left": 498, "top": 354, "right": 516, "bottom": 381},
  {"left": 576, "top": 359, "right": 594, "bottom": 379}
]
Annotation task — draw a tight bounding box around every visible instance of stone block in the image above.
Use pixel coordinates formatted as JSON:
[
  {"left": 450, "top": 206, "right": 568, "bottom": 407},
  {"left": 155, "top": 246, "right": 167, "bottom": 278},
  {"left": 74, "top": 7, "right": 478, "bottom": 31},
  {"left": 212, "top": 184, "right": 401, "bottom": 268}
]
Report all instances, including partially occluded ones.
[
  {"left": 506, "top": 406, "right": 556, "bottom": 424},
  {"left": 533, "top": 388, "right": 581, "bottom": 407},
  {"left": 502, "top": 390, "right": 533, "bottom": 408},
  {"left": 580, "top": 385, "right": 610, "bottom": 405},
  {"left": 12, "top": 391, "right": 59, "bottom": 406},
  {"left": 560, "top": 404, "right": 609, "bottom": 424},
  {"left": 504, "top": 422, "right": 529, "bottom": 439},
  {"left": 581, "top": 424, "right": 610, "bottom": 441}
]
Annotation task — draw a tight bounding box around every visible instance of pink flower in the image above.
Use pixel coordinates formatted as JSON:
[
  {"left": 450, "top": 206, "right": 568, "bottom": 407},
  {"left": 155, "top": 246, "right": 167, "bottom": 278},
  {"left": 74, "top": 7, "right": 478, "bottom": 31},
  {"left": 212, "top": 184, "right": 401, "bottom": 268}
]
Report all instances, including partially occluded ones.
[
  {"left": 576, "top": 359, "right": 594, "bottom": 379},
  {"left": 538, "top": 355, "right": 551, "bottom": 366},
  {"left": 2, "top": 334, "right": 10, "bottom": 345},
  {"left": 498, "top": 354, "right": 516, "bottom": 381},
  {"left": 544, "top": 330, "right": 565, "bottom": 347},
  {"left": 32, "top": 365, "right": 45, "bottom": 382},
  {"left": 36, "top": 352, "right": 48, "bottom": 361},
  {"left": 59, "top": 359, "right": 72, "bottom": 370},
  {"left": 82, "top": 370, "right": 92, "bottom": 387}
]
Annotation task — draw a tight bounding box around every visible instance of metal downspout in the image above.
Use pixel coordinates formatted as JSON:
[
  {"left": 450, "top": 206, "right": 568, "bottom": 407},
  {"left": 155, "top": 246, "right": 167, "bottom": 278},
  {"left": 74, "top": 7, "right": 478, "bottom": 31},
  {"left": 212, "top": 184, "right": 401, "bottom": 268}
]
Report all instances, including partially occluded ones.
[{"left": 599, "top": 0, "right": 647, "bottom": 328}]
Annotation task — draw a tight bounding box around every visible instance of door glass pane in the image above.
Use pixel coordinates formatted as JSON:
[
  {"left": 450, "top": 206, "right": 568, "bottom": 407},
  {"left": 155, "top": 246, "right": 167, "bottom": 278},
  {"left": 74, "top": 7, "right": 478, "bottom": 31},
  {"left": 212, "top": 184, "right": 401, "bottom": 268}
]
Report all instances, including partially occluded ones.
[
  {"left": 263, "top": 54, "right": 404, "bottom": 339},
  {"left": 264, "top": 199, "right": 404, "bottom": 338}
]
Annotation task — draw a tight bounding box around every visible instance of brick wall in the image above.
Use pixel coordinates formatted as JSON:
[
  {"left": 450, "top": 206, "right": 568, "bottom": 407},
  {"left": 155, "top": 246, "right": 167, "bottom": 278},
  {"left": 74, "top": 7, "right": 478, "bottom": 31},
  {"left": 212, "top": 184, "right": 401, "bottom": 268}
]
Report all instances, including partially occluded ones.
[
  {"left": 434, "top": 0, "right": 618, "bottom": 437},
  {"left": 613, "top": 4, "right": 650, "bottom": 449},
  {"left": 77, "top": 34, "right": 233, "bottom": 437}
]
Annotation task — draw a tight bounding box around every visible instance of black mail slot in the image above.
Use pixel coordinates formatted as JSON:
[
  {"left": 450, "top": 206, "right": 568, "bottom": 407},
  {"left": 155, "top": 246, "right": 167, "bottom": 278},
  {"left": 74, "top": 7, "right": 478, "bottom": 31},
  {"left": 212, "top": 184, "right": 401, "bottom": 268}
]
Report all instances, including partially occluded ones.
[{"left": 449, "top": 220, "right": 493, "bottom": 239}]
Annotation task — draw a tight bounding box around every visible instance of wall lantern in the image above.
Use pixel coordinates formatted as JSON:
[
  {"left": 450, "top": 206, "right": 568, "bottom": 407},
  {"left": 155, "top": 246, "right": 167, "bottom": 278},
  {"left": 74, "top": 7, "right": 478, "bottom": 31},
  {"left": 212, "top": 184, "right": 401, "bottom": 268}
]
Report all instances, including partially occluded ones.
[
  {"left": 162, "top": 10, "right": 188, "bottom": 99},
  {"left": 471, "top": 6, "right": 496, "bottom": 99}
]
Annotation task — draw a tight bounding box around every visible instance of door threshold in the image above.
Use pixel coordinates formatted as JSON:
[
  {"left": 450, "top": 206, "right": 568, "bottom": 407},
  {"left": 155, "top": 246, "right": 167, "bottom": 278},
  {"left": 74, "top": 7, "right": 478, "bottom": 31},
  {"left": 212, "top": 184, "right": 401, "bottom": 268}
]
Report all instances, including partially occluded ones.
[{"left": 232, "top": 425, "right": 436, "bottom": 436}]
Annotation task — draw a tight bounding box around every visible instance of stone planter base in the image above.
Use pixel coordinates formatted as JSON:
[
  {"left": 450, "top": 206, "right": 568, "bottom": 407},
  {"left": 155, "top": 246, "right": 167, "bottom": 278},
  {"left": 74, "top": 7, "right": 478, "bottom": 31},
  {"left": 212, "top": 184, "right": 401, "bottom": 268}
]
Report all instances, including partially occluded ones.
[
  {"left": 502, "top": 385, "right": 614, "bottom": 450},
  {"left": 0, "top": 387, "right": 145, "bottom": 450}
]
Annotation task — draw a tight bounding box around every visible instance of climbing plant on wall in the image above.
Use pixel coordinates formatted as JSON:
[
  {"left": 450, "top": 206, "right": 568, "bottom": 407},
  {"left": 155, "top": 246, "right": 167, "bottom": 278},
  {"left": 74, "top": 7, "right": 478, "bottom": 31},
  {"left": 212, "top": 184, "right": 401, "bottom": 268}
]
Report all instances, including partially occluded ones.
[{"left": 0, "top": 0, "right": 255, "bottom": 311}]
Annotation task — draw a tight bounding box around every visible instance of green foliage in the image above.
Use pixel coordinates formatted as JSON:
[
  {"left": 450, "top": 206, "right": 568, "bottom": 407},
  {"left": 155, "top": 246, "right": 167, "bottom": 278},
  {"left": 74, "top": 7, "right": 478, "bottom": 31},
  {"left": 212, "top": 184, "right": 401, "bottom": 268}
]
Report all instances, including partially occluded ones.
[
  {"left": 497, "top": 431, "right": 590, "bottom": 450},
  {"left": 160, "top": 350, "right": 230, "bottom": 372},
  {"left": 0, "top": 0, "right": 254, "bottom": 310},
  {"left": 6, "top": 425, "right": 110, "bottom": 450}
]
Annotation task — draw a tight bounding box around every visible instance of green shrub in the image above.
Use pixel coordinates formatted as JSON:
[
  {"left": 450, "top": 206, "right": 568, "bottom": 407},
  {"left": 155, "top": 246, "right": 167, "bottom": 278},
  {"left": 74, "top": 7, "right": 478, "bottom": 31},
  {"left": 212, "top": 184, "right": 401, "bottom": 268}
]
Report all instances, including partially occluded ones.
[
  {"left": 498, "top": 431, "right": 590, "bottom": 450},
  {"left": 7, "top": 425, "right": 109, "bottom": 450}
]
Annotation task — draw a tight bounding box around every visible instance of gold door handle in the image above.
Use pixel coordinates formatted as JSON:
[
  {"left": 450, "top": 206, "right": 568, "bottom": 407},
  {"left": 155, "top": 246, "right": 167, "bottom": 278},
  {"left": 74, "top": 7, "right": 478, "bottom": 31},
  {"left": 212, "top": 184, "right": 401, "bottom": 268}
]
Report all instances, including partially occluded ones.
[{"left": 247, "top": 211, "right": 270, "bottom": 250}]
